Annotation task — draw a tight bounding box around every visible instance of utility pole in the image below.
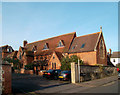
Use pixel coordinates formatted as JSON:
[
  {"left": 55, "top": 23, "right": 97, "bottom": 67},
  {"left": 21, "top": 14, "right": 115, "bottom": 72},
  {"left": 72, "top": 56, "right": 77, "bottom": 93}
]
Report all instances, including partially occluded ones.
[{"left": 78, "top": 59, "right": 80, "bottom": 83}]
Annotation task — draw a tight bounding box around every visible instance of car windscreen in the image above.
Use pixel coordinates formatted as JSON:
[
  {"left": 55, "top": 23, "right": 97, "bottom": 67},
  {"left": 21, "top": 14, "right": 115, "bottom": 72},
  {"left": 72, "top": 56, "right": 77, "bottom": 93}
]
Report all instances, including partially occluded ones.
[
  {"left": 61, "top": 71, "right": 71, "bottom": 74},
  {"left": 47, "top": 70, "right": 54, "bottom": 72}
]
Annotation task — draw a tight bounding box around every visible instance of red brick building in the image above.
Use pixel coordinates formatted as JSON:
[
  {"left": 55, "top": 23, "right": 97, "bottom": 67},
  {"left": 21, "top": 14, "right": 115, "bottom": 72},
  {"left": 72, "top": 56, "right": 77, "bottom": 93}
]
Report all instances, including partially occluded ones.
[
  {"left": 68, "top": 30, "right": 107, "bottom": 66},
  {"left": 0, "top": 45, "right": 14, "bottom": 59},
  {"left": 17, "top": 27, "right": 107, "bottom": 71}
]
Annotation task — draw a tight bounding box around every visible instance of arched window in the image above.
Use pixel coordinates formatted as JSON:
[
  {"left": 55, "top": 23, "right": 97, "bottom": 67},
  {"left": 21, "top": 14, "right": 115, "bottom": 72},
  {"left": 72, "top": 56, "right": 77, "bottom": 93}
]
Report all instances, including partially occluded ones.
[{"left": 99, "top": 39, "right": 104, "bottom": 58}]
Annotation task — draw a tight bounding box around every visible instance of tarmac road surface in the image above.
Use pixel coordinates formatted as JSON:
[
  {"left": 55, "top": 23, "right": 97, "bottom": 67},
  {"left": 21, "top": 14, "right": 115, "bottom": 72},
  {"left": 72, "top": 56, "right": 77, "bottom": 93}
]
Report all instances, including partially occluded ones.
[{"left": 12, "top": 73, "right": 119, "bottom": 94}]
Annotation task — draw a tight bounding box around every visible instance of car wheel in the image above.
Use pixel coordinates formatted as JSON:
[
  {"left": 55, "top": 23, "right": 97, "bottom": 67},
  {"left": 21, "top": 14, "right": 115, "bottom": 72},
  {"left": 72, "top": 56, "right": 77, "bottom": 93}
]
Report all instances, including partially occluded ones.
[{"left": 54, "top": 76, "right": 57, "bottom": 80}]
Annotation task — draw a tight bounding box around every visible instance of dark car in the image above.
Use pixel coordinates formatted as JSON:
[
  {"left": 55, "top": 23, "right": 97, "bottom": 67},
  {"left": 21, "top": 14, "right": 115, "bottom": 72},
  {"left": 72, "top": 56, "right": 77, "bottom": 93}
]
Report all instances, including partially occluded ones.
[
  {"left": 59, "top": 70, "right": 71, "bottom": 81},
  {"left": 43, "top": 69, "right": 61, "bottom": 79},
  {"left": 118, "top": 73, "right": 120, "bottom": 79}
]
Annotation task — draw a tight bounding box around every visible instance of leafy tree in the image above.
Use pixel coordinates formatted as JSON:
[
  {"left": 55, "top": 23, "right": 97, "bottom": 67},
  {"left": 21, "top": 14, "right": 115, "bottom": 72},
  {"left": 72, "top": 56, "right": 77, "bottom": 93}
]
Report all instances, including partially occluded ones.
[
  {"left": 116, "top": 63, "right": 120, "bottom": 69},
  {"left": 25, "top": 63, "right": 34, "bottom": 70},
  {"left": 60, "top": 55, "right": 84, "bottom": 70},
  {"left": 3, "top": 57, "right": 21, "bottom": 69}
]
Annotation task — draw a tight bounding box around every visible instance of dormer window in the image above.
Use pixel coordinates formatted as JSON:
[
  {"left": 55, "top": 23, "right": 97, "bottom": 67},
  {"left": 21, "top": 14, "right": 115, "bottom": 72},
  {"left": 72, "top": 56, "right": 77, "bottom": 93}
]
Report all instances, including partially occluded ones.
[
  {"left": 7, "top": 48, "right": 12, "bottom": 52},
  {"left": 32, "top": 46, "right": 37, "bottom": 52},
  {"left": 57, "top": 40, "right": 64, "bottom": 47},
  {"left": 7, "top": 48, "right": 10, "bottom": 52},
  {"left": 43, "top": 43, "right": 49, "bottom": 50},
  {"left": 81, "top": 43, "right": 85, "bottom": 48}
]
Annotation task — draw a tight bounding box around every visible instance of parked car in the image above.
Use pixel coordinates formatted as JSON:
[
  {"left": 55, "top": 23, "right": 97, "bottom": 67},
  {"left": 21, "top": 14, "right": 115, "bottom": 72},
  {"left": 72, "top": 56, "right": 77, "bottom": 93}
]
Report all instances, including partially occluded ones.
[
  {"left": 59, "top": 70, "right": 87, "bottom": 82},
  {"left": 43, "top": 69, "right": 61, "bottom": 79},
  {"left": 39, "top": 70, "right": 47, "bottom": 76},
  {"left": 118, "top": 73, "right": 120, "bottom": 79},
  {"left": 59, "top": 70, "right": 71, "bottom": 81}
]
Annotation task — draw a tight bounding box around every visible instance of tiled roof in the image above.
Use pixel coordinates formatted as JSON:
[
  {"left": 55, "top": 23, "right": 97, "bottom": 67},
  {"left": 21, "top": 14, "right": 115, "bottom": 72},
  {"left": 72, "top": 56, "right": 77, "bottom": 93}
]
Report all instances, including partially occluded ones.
[
  {"left": 68, "top": 32, "right": 101, "bottom": 53},
  {"left": 0, "top": 45, "right": 8, "bottom": 48},
  {"left": 111, "top": 52, "right": 120, "bottom": 58},
  {"left": 0, "top": 45, "right": 14, "bottom": 52},
  {"left": 55, "top": 51, "right": 63, "bottom": 60},
  {"left": 7, "top": 51, "right": 18, "bottom": 58},
  {"left": 25, "top": 32, "right": 76, "bottom": 55}
]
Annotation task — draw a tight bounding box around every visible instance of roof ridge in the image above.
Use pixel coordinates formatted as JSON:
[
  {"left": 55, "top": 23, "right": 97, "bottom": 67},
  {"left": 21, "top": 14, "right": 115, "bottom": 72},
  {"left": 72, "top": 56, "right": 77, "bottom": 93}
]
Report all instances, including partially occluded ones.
[
  {"left": 0, "top": 45, "right": 8, "bottom": 48},
  {"left": 27, "top": 32, "right": 76, "bottom": 45},
  {"left": 76, "top": 32, "right": 101, "bottom": 38}
]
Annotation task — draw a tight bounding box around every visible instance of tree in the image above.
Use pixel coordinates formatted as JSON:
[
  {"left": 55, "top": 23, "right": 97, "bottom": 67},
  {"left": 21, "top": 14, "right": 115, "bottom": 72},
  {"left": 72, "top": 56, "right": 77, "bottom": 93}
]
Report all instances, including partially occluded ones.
[
  {"left": 25, "top": 63, "right": 34, "bottom": 70},
  {"left": 3, "top": 57, "right": 21, "bottom": 69},
  {"left": 116, "top": 63, "right": 120, "bottom": 69},
  {"left": 60, "top": 55, "right": 84, "bottom": 70}
]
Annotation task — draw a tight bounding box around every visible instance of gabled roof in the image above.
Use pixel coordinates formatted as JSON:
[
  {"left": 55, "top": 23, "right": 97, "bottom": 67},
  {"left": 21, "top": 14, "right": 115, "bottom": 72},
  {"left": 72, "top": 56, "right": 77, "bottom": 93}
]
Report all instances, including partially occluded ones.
[
  {"left": 68, "top": 32, "right": 101, "bottom": 53},
  {"left": 54, "top": 51, "right": 63, "bottom": 60},
  {"left": 0, "top": 45, "right": 8, "bottom": 48},
  {"left": 25, "top": 32, "right": 76, "bottom": 55},
  {"left": 0, "top": 45, "right": 14, "bottom": 52},
  {"left": 111, "top": 52, "right": 120, "bottom": 58}
]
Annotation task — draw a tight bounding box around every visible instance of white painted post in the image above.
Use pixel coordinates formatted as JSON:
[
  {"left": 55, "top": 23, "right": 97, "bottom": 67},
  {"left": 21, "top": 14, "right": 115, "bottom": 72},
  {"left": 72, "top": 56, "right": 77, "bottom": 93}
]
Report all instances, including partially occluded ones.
[{"left": 78, "top": 59, "right": 80, "bottom": 83}]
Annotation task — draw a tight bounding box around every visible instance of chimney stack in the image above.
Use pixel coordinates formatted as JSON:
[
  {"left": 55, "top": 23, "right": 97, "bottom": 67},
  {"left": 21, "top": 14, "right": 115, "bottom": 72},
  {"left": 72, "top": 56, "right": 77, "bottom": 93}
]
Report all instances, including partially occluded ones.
[
  {"left": 109, "top": 48, "right": 112, "bottom": 55},
  {"left": 23, "top": 40, "right": 28, "bottom": 47},
  {"left": 100, "top": 26, "right": 102, "bottom": 32}
]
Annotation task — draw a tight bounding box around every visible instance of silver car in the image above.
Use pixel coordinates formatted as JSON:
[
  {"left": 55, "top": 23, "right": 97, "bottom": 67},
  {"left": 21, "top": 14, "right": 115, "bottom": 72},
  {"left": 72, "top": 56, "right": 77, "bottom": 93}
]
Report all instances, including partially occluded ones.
[{"left": 118, "top": 73, "right": 120, "bottom": 79}]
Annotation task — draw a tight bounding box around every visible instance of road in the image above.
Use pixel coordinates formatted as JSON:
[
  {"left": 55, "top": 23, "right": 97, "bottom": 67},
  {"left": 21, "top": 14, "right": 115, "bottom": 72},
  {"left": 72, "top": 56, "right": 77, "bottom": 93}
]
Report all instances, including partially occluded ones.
[
  {"left": 80, "top": 80, "right": 119, "bottom": 93},
  {"left": 12, "top": 73, "right": 119, "bottom": 94}
]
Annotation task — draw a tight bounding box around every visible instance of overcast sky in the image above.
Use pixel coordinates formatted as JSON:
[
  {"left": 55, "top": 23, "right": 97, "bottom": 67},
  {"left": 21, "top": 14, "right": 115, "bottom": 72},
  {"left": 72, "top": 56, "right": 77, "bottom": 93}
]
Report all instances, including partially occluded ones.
[{"left": 2, "top": 2, "right": 118, "bottom": 52}]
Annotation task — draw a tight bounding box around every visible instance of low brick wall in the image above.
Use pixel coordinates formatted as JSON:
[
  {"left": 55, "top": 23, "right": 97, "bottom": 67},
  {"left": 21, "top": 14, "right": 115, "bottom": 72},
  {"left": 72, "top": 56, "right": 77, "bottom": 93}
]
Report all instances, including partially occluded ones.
[
  {"left": 72, "top": 63, "right": 117, "bottom": 82},
  {"left": 24, "top": 70, "right": 33, "bottom": 75},
  {"left": 20, "top": 68, "right": 25, "bottom": 74},
  {"left": 14, "top": 69, "right": 20, "bottom": 73},
  {"left": 80, "top": 65, "right": 117, "bottom": 82}
]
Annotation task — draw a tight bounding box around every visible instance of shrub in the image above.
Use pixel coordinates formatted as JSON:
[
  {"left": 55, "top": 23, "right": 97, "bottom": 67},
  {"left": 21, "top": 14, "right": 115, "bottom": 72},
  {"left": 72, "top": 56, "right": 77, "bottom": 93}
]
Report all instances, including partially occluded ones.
[
  {"left": 25, "top": 63, "right": 34, "bottom": 70},
  {"left": 60, "top": 55, "right": 83, "bottom": 70}
]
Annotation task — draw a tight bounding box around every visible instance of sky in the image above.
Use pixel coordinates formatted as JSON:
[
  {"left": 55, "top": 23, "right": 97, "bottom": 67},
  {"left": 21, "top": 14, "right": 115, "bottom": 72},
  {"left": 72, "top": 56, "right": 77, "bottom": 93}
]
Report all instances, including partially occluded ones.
[{"left": 2, "top": 2, "right": 118, "bottom": 52}]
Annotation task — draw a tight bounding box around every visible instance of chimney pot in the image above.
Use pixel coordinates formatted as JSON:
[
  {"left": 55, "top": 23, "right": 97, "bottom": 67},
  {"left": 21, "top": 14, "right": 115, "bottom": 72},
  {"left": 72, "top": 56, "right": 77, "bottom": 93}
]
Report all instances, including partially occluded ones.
[
  {"left": 109, "top": 48, "right": 112, "bottom": 55},
  {"left": 100, "top": 26, "right": 102, "bottom": 32}
]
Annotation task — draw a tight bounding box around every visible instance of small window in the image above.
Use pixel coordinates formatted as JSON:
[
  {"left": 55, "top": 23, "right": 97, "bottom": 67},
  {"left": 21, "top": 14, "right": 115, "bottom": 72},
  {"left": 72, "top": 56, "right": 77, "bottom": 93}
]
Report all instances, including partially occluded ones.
[
  {"left": 113, "top": 59, "right": 115, "bottom": 62},
  {"left": 72, "top": 46, "right": 75, "bottom": 49},
  {"left": 53, "top": 56, "right": 55, "bottom": 59},
  {"left": 7, "top": 48, "right": 12, "bottom": 52},
  {"left": 32, "top": 46, "right": 37, "bottom": 52},
  {"left": 81, "top": 44, "right": 85, "bottom": 48},
  {"left": 57, "top": 40, "right": 64, "bottom": 47},
  {"left": 43, "top": 43, "right": 49, "bottom": 50},
  {"left": 7, "top": 48, "right": 10, "bottom": 52}
]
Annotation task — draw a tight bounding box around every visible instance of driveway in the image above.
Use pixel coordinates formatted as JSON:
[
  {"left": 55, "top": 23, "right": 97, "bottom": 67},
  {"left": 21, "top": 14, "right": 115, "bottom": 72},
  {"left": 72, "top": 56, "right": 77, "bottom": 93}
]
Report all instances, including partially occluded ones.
[{"left": 12, "top": 73, "right": 72, "bottom": 94}]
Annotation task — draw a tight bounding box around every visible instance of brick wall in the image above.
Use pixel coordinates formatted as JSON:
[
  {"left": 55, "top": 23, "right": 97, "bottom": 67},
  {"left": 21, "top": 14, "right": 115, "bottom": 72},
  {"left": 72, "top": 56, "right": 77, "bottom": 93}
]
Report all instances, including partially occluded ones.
[
  {"left": 2, "top": 62, "right": 11, "bottom": 94},
  {"left": 96, "top": 35, "right": 107, "bottom": 66},
  {"left": 2, "top": 52, "right": 10, "bottom": 59},
  {"left": 48, "top": 52, "right": 61, "bottom": 70},
  {"left": 69, "top": 51, "right": 97, "bottom": 65}
]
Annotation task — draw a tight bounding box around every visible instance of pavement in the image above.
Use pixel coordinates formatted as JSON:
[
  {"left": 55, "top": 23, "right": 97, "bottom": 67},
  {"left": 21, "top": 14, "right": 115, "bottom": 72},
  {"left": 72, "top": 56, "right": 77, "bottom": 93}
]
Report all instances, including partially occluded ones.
[
  {"left": 75, "top": 75, "right": 118, "bottom": 87},
  {"left": 29, "top": 75, "right": 118, "bottom": 94}
]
